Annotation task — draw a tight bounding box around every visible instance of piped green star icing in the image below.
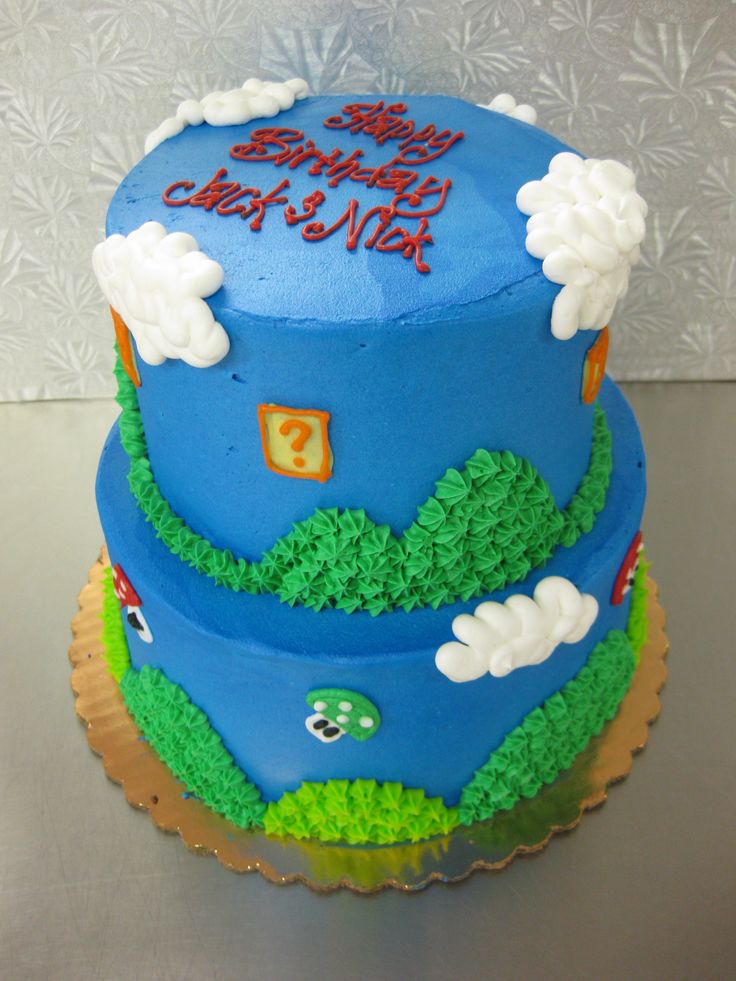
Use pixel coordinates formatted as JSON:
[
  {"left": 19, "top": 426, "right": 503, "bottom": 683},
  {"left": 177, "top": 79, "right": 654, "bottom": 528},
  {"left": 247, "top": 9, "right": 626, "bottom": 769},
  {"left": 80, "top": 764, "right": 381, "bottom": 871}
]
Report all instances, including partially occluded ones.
[
  {"left": 120, "top": 664, "right": 266, "bottom": 829},
  {"left": 101, "top": 564, "right": 131, "bottom": 682},
  {"left": 263, "top": 780, "right": 458, "bottom": 844},
  {"left": 457, "top": 630, "right": 636, "bottom": 826},
  {"left": 626, "top": 554, "right": 650, "bottom": 664},
  {"left": 114, "top": 348, "right": 613, "bottom": 615},
  {"left": 100, "top": 568, "right": 649, "bottom": 844}
]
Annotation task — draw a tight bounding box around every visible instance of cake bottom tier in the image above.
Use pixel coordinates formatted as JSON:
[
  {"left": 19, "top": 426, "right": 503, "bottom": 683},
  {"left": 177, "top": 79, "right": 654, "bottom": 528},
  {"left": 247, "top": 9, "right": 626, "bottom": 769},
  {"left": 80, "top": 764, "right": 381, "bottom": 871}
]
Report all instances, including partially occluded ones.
[{"left": 97, "top": 379, "right": 646, "bottom": 844}]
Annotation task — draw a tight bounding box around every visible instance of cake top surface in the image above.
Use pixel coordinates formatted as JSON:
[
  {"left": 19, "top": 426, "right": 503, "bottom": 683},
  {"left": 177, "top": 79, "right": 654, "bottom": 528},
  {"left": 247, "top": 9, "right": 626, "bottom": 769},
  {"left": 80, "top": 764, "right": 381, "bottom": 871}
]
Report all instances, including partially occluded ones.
[{"left": 107, "top": 93, "right": 573, "bottom": 326}]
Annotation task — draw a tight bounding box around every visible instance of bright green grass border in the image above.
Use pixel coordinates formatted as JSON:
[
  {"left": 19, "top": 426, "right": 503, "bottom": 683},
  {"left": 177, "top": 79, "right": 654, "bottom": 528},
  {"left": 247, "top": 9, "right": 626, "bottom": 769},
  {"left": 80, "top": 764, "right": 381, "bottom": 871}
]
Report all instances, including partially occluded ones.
[
  {"left": 263, "top": 780, "right": 458, "bottom": 845},
  {"left": 100, "top": 565, "right": 131, "bottom": 682},
  {"left": 102, "top": 568, "right": 266, "bottom": 828},
  {"left": 627, "top": 554, "right": 650, "bottom": 664},
  {"left": 114, "top": 349, "right": 613, "bottom": 615},
  {"left": 102, "top": 569, "right": 649, "bottom": 844}
]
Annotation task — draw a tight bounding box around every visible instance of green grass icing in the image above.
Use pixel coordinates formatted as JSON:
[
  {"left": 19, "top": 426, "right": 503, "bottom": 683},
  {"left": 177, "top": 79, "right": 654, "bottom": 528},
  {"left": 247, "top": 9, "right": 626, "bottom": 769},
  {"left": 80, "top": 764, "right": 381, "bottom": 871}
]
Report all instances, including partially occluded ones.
[
  {"left": 114, "top": 348, "right": 612, "bottom": 615},
  {"left": 457, "top": 630, "right": 636, "bottom": 826},
  {"left": 263, "top": 780, "right": 458, "bottom": 845},
  {"left": 101, "top": 564, "right": 131, "bottom": 682},
  {"left": 102, "top": 571, "right": 649, "bottom": 844},
  {"left": 120, "top": 665, "right": 267, "bottom": 829},
  {"left": 626, "top": 554, "right": 650, "bottom": 662}
]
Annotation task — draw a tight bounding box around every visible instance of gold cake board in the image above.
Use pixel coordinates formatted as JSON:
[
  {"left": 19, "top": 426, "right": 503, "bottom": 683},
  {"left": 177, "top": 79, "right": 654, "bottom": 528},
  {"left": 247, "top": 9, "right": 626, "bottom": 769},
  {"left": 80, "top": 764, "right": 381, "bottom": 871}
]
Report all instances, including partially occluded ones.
[{"left": 69, "top": 548, "right": 668, "bottom": 894}]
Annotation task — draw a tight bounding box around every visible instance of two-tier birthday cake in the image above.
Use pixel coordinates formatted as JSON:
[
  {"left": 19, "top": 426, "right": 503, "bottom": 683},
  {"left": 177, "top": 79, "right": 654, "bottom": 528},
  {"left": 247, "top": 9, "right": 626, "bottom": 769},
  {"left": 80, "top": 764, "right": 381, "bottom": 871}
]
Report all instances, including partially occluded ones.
[{"left": 89, "top": 80, "right": 650, "bottom": 846}]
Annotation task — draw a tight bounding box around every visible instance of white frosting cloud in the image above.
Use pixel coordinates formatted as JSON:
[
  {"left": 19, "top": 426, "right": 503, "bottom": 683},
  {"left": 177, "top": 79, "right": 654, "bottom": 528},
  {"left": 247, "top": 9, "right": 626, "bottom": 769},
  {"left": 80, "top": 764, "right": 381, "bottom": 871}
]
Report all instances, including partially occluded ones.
[
  {"left": 144, "top": 77, "right": 309, "bottom": 155},
  {"left": 435, "top": 576, "right": 599, "bottom": 683},
  {"left": 92, "top": 221, "right": 229, "bottom": 369},
  {"left": 479, "top": 93, "right": 537, "bottom": 126},
  {"left": 516, "top": 152, "right": 648, "bottom": 340}
]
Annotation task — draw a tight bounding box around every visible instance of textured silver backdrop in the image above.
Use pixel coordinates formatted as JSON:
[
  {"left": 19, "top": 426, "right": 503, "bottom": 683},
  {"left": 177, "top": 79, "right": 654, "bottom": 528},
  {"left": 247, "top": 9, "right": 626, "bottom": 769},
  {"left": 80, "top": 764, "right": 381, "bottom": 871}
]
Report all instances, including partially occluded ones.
[{"left": 0, "top": 0, "right": 734, "bottom": 400}]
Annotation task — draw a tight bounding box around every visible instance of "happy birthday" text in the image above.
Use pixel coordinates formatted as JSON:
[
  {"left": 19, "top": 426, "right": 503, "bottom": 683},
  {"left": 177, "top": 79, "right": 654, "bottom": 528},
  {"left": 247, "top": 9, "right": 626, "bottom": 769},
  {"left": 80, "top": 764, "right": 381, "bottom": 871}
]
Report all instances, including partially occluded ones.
[{"left": 161, "top": 101, "right": 464, "bottom": 274}]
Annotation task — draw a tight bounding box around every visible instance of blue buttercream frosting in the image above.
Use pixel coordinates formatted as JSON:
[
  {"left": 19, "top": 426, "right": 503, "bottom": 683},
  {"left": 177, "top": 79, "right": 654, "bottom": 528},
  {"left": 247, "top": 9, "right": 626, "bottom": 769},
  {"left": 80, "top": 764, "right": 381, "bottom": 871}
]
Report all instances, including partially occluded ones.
[
  {"left": 104, "top": 94, "right": 597, "bottom": 560},
  {"left": 97, "top": 379, "right": 645, "bottom": 803},
  {"left": 96, "top": 93, "right": 648, "bottom": 809},
  {"left": 108, "top": 95, "right": 571, "bottom": 322}
]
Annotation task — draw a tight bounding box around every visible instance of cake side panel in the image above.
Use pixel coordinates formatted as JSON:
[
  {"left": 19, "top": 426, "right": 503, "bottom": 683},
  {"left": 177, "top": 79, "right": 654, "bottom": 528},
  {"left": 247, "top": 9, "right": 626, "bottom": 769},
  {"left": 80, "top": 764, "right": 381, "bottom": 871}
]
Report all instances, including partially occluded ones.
[
  {"left": 133, "top": 283, "right": 596, "bottom": 559},
  {"left": 96, "top": 379, "right": 645, "bottom": 806},
  {"left": 104, "top": 92, "right": 596, "bottom": 559}
]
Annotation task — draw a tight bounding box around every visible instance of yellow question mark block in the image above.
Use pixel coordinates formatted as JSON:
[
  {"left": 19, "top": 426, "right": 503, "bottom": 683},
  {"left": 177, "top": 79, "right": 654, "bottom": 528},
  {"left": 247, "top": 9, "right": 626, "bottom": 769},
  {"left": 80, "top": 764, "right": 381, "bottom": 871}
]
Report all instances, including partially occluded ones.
[{"left": 257, "top": 404, "right": 333, "bottom": 482}]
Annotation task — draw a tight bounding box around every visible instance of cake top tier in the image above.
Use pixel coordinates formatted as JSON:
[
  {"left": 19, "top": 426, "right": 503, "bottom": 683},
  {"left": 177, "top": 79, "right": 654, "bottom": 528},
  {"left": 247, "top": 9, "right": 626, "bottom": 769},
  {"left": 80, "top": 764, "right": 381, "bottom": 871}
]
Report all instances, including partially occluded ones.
[{"left": 106, "top": 91, "right": 573, "bottom": 326}]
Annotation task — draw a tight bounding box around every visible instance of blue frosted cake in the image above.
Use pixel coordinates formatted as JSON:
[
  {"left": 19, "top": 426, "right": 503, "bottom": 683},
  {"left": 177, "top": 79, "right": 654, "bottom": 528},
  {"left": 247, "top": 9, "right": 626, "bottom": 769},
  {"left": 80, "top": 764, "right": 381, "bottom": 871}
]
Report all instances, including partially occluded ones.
[{"left": 93, "top": 80, "right": 649, "bottom": 844}]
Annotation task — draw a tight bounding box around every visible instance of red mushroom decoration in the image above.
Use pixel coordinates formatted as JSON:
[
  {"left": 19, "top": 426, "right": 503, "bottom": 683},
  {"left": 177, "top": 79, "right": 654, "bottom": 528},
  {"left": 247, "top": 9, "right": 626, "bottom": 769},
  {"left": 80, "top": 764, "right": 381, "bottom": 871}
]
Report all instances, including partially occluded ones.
[
  {"left": 112, "top": 563, "right": 153, "bottom": 643},
  {"left": 611, "top": 531, "right": 643, "bottom": 606}
]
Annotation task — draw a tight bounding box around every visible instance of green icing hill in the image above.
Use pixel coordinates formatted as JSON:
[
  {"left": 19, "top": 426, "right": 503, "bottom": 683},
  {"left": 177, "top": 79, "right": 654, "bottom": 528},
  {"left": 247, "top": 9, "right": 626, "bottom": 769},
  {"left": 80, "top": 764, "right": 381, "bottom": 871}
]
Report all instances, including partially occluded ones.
[
  {"left": 102, "top": 569, "right": 649, "bottom": 845},
  {"left": 115, "top": 349, "right": 612, "bottom": 615},
  {"left": 457, "top": 630, "right": 636, "bottom": 826},
  {"left": 120, "top": 664, "right": 267, "bottom": 829},
  {"left": 100, "top": 565, "right": 131, "bottom": 682},
  {"left": 263, "top": 780, "right": 458, "bottom": 845}
]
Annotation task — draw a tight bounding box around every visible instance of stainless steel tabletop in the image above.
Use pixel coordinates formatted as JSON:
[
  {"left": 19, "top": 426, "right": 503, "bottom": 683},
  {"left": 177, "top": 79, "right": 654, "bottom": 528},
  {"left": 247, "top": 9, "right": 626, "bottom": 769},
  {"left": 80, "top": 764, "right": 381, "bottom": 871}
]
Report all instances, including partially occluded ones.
[{"left": 1, "top": 382, "right": 734, "bottom": 981}]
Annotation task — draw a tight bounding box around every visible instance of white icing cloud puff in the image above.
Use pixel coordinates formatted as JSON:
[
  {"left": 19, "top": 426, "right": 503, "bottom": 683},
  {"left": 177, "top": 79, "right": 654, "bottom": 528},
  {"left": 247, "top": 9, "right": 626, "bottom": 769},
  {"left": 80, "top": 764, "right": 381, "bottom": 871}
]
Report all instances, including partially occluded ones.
[
  {"left": 516, "top": 152, "right": 648, "bottom": 340},
  {"left": 479, "top": 93, "right": 537, "bottom": 126},
  {"left": 92, "top": 221, "right": 229, "bottom": 369},
  {"left": 435, "top": 576, "right": 599, "bottom": 683},
  {"left": 144, "top": 77, "right": 309, "bottom": 154}
]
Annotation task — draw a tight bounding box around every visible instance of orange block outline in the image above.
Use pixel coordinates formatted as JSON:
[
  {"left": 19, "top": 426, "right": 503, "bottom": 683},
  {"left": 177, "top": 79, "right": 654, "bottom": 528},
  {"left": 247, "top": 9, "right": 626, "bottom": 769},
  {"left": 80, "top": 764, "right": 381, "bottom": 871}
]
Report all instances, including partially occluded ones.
[
  {"left": 257, "top": 404, "right": 333, "bottom": 483},
  {"left": 581, "top": 326, "right": 609, "bottom": 404},
  {"left": 110, "top": 306, "right": 141, "bottom": 388}
]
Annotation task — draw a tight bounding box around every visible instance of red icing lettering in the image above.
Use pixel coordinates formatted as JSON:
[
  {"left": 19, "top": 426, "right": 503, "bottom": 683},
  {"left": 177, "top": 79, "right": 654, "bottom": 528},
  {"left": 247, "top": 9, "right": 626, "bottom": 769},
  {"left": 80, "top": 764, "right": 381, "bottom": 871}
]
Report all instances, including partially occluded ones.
[
  {"left": 186, "top": 167, "right": 240, "bottom": 210},
  {"left": 324, "top": 149, "right": 365, "bottom": 187},
  {"left": 323, "top": 101, "right": 408, "bottom": 138},
  {"left": 163, "top": 168, "right": 289, "bottom": 231},
  {"left": 215, "top": 186, "right": 259, "bottom": 217},
  {"left": 230, "top": 127, "right": 304, "bottom": 164},
  {"left": 300, "top": 199, "right": 432, "bottom": 273},
  {"left": 375, "top": 217, "right": 433, "bottom": 274},
  {"left": 306, "top": 145, "right": 344, "bottom": 175},
  {"left": 162, "top": 179, "right": 196, "bottom": 205},
  {"left": 284, "top": 190, "right": 326, "bottom": 226},
  {"left": 283, "top": 140, "right": 343, "bottom": 174},
  {"left": 161, "top": 98, "right": 464, "bottom": 274},
  {"left": 244, "top": 178, "right": 291, "bottom": 231},
  {"left": 302, "top": 198, "right": 395, "bottom": 252},
  {"left": 392, "top": 176, "right": 452, "bottom": 218},
  {"left": 393, "top": 129, "right": 464, "bottom": 167},
  {"left": 323, "top": 100, "right": 464, "bottom": 166}
]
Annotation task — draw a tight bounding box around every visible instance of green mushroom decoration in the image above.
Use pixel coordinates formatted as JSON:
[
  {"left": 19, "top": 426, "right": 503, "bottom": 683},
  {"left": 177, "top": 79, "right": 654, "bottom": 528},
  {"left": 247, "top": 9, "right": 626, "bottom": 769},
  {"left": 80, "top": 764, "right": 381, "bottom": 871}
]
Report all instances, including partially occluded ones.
[{"left": 305, "top": 688, "right": 381, "bottom": 744}]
